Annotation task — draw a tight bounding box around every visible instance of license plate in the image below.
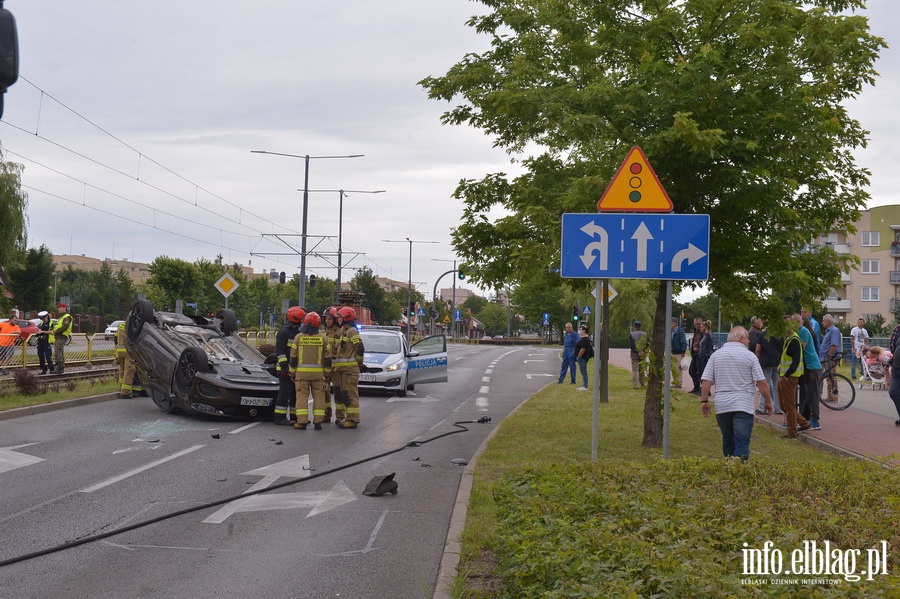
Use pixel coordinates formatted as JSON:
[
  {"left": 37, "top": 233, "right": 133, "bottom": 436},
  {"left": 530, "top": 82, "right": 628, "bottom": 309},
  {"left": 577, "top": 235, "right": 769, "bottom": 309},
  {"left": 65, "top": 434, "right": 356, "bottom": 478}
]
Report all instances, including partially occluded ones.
[
  {"left": 359, "top": 374, "right": 376, "bottom": 382},
  {"left": 240, "top": 396, "right": 272, "bottom": 407}
]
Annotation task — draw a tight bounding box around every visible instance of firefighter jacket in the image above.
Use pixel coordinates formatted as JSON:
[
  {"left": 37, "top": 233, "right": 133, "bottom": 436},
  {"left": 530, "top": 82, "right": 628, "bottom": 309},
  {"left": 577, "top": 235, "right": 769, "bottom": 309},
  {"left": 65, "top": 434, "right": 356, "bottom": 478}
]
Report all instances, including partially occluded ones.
[
  {"left": 52, "top": 313, "right": 74, "bottom": 338},
  {"left": 115, "top": 321, "right": 128, "bottom": 359},
  {"left": 289, "top": 330, "right": 333, "bottom": 381},
  {"left": 333, "top": 323, "right": 364, "bottom": 372},
  {"left": 275, "top": 322, "right": 300, "bottom": 376}
]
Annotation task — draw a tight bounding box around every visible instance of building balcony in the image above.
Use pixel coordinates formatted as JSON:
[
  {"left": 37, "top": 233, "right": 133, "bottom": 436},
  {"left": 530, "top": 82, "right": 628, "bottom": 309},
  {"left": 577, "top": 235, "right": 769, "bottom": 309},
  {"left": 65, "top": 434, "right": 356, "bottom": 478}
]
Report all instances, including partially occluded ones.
[
  {"left": 822, "top": 298, "right": 851, "bottom": 312},
  {"left": 892, "top": 298, "right": 900, "bottom": 313},
  {"left": 891, "top": 242, "right": 900, "bottom": 256},
  {"left": 891, "top": 271, "right": 900, "bottom": 284},
  {"left": 841, "top": 272, "right": 852, "bottom": 284}
]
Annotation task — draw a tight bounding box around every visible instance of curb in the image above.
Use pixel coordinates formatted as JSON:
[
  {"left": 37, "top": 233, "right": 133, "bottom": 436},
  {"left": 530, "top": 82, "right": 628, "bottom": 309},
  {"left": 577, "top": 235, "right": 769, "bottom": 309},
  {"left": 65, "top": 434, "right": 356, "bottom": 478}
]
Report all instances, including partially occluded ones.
[
  {"left": 753, "top": 416, "right": 894, "bottom": 467},
  {"left": 0, "top": 392, "right": 121, "bottom": 421}
]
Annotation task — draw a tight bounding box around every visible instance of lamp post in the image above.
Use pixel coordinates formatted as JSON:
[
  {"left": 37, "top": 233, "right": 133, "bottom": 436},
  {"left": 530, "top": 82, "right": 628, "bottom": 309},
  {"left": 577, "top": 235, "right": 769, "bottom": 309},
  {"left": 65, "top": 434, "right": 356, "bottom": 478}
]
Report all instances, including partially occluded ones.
[
  {"left": 251, "top": 150, "right": 363, "bottom": 307},
  {"left": 383, "top": 238, "right": 439, "bottom": 342},
  {"left": 431, "top": 258, "right": 457, "bottom": 337},
  {"left": 307, "top": 188, "right": 385, "bottom": 301}
]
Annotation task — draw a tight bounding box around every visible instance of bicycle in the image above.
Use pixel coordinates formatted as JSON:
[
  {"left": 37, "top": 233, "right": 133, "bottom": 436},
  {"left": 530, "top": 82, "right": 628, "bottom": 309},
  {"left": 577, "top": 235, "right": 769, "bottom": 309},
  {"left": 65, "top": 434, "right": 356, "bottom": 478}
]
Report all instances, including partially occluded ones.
[{"left": 818, "top": 354, "right": 856, "bottom": 410}]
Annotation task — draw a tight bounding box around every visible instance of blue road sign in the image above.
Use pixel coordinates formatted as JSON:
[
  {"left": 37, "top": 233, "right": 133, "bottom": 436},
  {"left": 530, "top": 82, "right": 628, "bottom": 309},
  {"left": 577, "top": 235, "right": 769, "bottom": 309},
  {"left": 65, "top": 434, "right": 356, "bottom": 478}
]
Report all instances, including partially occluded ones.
[
  {"left": 561, "top": 213, "right": 709, "bottom": 280},
  {"left": 417, "top": 307, "right": 426, "bottom": 317},
  {"left": 582, "top": 306, "right": 591, "bottom": 315},
  {"left": 455, "top": 309, "right": 462, "bottom": 322},
  {"left": 542, "top": 312, "right": 550, "bottom": 326}
]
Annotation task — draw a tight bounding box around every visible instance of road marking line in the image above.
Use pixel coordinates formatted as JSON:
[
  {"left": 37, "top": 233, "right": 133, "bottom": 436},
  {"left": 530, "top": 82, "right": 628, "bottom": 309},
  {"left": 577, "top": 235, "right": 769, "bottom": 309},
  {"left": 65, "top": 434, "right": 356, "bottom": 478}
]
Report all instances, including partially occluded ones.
[
  {"left": 229, "top": 422, "right": 261, "bottom": 434},
  {"left": 481, "top": 376, "right": 490, "bottom": 383},
  {"left": 476, "top": 397, "right": 489, "bottom": 411},
  {"left": 479, "top": 386, "right": 490, "bottom": 394},
  {"left": 79, "top": 445, "right": 205, "bottom": 493}
]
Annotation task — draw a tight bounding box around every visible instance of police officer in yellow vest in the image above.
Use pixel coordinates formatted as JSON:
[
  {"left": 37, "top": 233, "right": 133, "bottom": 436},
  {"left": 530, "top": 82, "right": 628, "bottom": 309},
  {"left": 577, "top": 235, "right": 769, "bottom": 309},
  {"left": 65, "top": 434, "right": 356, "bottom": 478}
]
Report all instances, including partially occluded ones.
[
  {"left": 289, "top": 312, "right": 332, "bottom": 430},
  {"left": 51, "top": 303, "right": 74, "bottom": 374},
  {"left": 333, "top": 307, "right": 365, "bottom": 429}
]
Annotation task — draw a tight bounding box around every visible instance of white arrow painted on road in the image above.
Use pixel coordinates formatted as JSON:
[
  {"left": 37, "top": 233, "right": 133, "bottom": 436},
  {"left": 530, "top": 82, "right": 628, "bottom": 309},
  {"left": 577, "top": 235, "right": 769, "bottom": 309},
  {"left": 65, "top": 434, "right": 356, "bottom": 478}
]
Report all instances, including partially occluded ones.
[
  {"left": 203, "top": 481, "right": 356, "bottom": 523},
  {"left": 240, "top": 454, "right": 312, "bottom": 495},
  {"left": 0, "top": 444, "right": 45, "bottom": 475},
  {"left": 386, "top": 396, "right": 440, "bottom": 403},
  {"left": 671, "top": 243, "right": 707, "bottom": 272},
  {"left": 631, "top": 222, "right": 653, "bottom": 272},
  {"left": 525, "top": 374, "right": 556, "bottom": 379}
]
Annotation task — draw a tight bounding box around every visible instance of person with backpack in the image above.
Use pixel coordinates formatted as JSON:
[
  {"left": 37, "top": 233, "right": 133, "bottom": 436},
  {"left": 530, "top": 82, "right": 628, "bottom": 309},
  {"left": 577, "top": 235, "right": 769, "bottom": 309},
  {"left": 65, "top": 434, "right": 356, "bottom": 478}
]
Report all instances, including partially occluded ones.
[{"left": 574, "top": 324, "right": 594, "bottom": 390}]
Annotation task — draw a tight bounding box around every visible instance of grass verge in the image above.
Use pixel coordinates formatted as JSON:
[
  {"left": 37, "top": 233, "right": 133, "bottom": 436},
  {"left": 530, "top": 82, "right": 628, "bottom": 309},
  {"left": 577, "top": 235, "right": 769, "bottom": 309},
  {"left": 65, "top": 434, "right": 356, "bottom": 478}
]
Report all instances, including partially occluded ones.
[
  {"left": 454, "top": 366, "right": 898, "bottom": 598},
  {"left": 0, "top": 374, "right": 118, "bottom": 411}
]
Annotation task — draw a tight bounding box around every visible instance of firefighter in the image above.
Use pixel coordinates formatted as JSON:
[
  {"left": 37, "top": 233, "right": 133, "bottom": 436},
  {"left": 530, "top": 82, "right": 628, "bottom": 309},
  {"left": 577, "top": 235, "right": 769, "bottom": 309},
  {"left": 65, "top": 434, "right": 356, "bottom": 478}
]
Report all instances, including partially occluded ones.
[
  {"left": 322, "top": 307, "right": 343, "bottom": 423},
  {"left": 273, "top": 306, "right": 305, "bottom": 425},
  {"left": 289, "top": 311, "right": 332, "bottom": 430},
  {"left": 51, "top": 303, "right": 74, "bottom": 374},
  {"left": 333, "top": 306, "right": 365, "bottom": 429},
  {"left": 115, "top": 320, "right": 143, "bottom": 398}
]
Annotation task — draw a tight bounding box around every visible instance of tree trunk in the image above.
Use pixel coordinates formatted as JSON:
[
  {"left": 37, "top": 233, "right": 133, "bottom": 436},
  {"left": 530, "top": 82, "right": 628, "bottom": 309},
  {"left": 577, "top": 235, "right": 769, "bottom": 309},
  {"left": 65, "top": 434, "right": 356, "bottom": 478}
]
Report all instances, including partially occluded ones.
[{"left": 642, "top": 281, "right": 668, "bottom": 447}]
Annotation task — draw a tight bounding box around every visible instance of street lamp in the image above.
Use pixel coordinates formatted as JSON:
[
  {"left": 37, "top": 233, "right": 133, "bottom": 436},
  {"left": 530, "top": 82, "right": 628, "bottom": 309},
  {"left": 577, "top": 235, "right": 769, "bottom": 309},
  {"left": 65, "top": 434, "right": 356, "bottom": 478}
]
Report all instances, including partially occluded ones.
[
  {"left": 383, "top": 238, "right": 439, "bottom": 342},
  {"left": 251, "top": 150, "right": 363, "bottom": 307},
  {"left": 307, "top": 188, "right": 385, "bottom": 301},
  {"left": 431, "top": 258, "right": 457, "bottom": 337}
]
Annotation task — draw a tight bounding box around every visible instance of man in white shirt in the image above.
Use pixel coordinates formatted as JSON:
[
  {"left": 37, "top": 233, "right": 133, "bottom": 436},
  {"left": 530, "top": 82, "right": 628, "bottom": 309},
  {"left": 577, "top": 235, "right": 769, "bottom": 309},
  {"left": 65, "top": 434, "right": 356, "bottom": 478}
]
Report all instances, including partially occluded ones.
[
  {"left": 700, "top": 326, "right": 774, "bottom": 461},
  {"left": 849, "top": 318, "right": 869, "bottom": 380}
]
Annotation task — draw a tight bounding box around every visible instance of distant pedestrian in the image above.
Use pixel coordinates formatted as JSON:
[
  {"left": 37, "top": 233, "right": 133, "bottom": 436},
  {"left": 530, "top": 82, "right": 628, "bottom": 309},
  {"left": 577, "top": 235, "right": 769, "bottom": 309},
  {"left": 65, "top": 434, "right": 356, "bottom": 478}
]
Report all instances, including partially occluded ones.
[
  {"left": 778, "top": 318, "right": 810, "bottom": 439},
  {"left": 886, "top": 323, "right": 900, "bottom": 428},
  {"left": 794, "top": 314, "right": 822, "bottom": 431},
  {"left": 629, "top": 321, "right": 649, "bottom": 389},
  {"left": 688, "top": 316, "right": 704, "bottom": 394},
  {"left": 558, "top": 322, "right": 578, "bottom": 385},
  {"left": 35, "top": 310, "right": 54, "bottom": 374},
  {"left": 574, "top": 325, "right": 594, "bottom": 390},
  {"left": 670, "top": 317, "right": 687, "bottom": 389},
  {"left": 0, "top": 310, "right": 20, "bottom": 367},
  {"left": 700, "top": 326, "right": 774, "bottom": 461},
  {"left": 697, "top": 320, "right": 714, "bottom": 378},
  {"left": 849, "top": 318, "right": 869, "bottom": 380},
  {"left": 51, "top": 303, "right": 74, "bottom": 374},
  {"left": 753, "top": 321, "right": 783, "bottom": 415}
]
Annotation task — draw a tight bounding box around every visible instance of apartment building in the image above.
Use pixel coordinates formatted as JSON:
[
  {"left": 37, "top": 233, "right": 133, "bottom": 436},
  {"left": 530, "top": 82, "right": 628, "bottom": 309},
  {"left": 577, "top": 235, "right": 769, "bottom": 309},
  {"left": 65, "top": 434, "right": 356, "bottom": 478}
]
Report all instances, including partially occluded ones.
[{"left": 819, "top": 205, "right": 900, "bottom": 324}]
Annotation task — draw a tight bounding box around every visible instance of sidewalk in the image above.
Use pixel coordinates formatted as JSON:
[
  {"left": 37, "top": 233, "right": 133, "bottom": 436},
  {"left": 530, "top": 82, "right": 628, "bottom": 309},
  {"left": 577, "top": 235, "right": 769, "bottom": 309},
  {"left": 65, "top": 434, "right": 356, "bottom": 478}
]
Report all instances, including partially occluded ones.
[{"left": 607, "top": 348, "right": 898, "bottom": 466}]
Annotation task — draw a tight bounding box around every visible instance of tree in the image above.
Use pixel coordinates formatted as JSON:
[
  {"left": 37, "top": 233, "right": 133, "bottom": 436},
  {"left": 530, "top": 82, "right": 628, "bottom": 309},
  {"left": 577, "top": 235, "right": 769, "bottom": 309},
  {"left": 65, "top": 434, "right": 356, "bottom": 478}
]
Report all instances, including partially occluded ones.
[
  {"left": 0, "top": 151, "right": 27, "bottom": 269},
  {"left": 477, "top": 302, "right": 508, "bottom": 336},
  {"left": 145, "top": 257, "right": 199, "bottom": 312},
  {"left": 6, "top": 245, "right": 54, "bottom": 311},
  {"left": 350, "top": 267, "right": 394, "bottom": 324},
  {"left": 421, "top": 0, "right": 883, "bottom": 446}
]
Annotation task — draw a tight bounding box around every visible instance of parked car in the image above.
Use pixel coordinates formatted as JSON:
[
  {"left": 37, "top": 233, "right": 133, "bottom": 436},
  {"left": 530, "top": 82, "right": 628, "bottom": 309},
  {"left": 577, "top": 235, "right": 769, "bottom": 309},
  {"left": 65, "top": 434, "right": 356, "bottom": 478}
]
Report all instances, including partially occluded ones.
[
  {"left": 104, "top": 320, "right": 125, "bottom": 340},
  {"left": 124, "top": 299, "right": 279, "bottom": 418},
  {"left": 357, "top": 326, "right": 448, "bottom": 396},
  {"left": 0, "top": 318, "right": 41, "bottom": 345}
]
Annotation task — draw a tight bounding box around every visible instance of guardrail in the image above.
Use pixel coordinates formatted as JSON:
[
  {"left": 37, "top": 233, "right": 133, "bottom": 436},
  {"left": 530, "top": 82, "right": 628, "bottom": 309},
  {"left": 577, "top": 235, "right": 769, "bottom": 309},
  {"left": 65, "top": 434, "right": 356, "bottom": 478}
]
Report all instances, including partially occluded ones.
[{"left": 0, "top": 333, "right": 116, "bottom": 371}]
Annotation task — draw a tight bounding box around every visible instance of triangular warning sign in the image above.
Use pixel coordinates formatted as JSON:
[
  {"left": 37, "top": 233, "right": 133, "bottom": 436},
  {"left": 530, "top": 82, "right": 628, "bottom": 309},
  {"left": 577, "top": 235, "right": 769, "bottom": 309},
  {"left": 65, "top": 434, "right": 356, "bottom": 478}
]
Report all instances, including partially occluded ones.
[{"left": 597, "top": 146, "right": 673, "bottom": 212}]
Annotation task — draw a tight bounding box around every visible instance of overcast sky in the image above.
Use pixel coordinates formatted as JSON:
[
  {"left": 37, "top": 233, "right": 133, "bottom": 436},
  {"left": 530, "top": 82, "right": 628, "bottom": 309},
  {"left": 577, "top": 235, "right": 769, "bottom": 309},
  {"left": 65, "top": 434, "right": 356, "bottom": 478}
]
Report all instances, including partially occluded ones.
[{"left": 2, "top": 1, "right": 897, "bottom": 303}]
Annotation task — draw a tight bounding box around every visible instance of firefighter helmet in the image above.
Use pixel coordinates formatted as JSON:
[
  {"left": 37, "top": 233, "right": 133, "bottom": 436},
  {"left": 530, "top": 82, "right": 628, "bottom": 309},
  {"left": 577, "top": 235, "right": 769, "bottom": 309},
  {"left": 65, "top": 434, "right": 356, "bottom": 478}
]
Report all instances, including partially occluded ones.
[
  {"left": 286, "top": 306, "right": 306, "bottom": 324},
  {"left": 303, "top": 312, "right": 321, "bottom": 327},
  {"left": 323, "top": 306, "right": 338, "bottom": 320},
  {"left": 337, "top": 307, "right": 356, "bottom": 322}
]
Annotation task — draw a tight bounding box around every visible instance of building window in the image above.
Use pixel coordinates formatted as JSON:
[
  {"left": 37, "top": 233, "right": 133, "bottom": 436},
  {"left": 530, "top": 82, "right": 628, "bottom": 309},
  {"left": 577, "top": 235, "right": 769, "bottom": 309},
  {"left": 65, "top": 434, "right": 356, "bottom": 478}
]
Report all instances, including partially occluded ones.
[
  {"left": 861, "top": 231, "right": 880, "bottom": 246},
  {"left": 861, "top": 259, "right": 880, "bottom": 274},
  {"left": 861, "top": 287, "right": 880, "bottom": 302}
]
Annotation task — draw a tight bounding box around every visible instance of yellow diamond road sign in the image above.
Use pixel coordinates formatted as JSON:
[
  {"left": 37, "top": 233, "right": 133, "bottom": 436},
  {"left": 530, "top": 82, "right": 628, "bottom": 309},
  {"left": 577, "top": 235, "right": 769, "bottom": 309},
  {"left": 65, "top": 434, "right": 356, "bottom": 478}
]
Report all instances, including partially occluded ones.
[{"left": 215, "top": 273, "right": 239, "bottom": 298}]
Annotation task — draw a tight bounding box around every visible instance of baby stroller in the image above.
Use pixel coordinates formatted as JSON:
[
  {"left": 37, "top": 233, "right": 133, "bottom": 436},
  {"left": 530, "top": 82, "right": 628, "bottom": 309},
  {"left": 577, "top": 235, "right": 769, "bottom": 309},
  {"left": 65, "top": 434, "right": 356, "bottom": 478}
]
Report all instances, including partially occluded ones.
[{"left": 858, "top": 354, "right": 886, "bottom": 390}]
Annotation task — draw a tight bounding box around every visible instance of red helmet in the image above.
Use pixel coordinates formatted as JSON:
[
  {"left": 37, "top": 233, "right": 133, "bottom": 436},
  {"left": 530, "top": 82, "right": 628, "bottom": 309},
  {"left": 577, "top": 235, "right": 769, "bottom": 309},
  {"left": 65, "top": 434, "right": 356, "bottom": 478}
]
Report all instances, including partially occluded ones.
[
  {"left": 287, "top": 306, "right": 306, "bottom": 324},
  {"left": 337, "top": 307, "right": 356, "bottom": 322},
  {"left": 323, "top": 306, "right": 338, "bottom": 320},
  {"left": 303, "top": 312, "right": 321, "bottom": 327}
]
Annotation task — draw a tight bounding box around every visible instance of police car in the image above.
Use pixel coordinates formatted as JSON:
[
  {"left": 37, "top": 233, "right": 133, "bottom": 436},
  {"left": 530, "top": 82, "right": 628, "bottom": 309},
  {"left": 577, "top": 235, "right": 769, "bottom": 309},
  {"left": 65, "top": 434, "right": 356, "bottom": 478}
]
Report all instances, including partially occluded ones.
[{"left": 357, "top": 326, "right": 448, "bottom": 396}]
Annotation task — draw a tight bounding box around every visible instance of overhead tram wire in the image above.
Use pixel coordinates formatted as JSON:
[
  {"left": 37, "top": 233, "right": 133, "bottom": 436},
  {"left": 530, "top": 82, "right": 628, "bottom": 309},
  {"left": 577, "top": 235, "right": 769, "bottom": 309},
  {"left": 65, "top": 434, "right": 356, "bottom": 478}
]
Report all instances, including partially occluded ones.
[{"left": 4, "top": 76, "right": 296, "bottom": 237}]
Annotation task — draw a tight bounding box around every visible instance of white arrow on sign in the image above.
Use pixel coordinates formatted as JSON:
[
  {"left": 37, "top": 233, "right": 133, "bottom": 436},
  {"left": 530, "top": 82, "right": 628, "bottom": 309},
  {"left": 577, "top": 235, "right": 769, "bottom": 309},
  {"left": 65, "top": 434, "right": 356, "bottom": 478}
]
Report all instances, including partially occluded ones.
[
  {"left": 671, "top": 243, "right": 707, "bottom": 272},
  {"left": 579, "top": 222, "right": 609, "bottom": 270},
  {"left": 0, "top": 444, "right": 45, "bottom": 475},
  {"left": 203, "top": 481, "right": 357, "bottom": 524},
  {"left": 631, "top": 222, "right": 653, "bottom": 272}
]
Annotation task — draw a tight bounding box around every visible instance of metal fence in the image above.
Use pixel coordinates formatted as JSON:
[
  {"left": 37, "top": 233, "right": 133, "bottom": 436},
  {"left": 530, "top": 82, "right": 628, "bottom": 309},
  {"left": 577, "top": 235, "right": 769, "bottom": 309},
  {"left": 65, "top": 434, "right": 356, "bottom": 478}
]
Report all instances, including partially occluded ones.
[{"left": 0, "top": 333, "right": 117, "bottom": 370}]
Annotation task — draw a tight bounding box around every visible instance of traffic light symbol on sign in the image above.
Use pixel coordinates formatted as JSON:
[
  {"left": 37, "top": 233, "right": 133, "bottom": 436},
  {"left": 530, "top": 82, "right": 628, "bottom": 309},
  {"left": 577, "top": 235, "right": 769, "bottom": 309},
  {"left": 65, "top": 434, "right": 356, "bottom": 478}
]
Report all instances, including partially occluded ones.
[{"left": 597, "top": 146, "right": 674, "bottom": 213}]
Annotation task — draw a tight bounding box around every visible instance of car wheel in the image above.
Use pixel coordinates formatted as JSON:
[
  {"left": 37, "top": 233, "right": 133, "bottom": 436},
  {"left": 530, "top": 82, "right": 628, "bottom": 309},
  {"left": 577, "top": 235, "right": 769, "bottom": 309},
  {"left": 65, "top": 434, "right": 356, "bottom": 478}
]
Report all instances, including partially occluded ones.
[
  {"left": 174, "top": 347, "right": 208, "bottom": 397},
  {"left": 397, "top": 374, "right": 408, "bottom": 397},
  {"left": 27, "top": 336, "right": 38, "bottom": 346},
  {"left": 216, "top": 309, "right": 237, "bottom": 335},
  {"left": 128, "top": 299, "right": 154, "bottom": 343}
]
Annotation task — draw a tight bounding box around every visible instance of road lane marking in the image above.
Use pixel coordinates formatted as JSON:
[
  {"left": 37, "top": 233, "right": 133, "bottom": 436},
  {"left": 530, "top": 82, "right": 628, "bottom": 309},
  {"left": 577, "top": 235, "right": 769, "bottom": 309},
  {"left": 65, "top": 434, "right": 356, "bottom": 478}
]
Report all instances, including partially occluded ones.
[
  {"left": 229, "top": 422, "right": 262, "bottom": 434},
  {"left": 0, "top": 444, "right": 45, "bottom": 475},
  {"left": 203, "top": 481, "right": 356, "bottom": 523},
  {"left": 79, "top": 445, "right": 205, "bottom": 493},
  {"left": 475, "top": 397, "right": 489, "bottom": 411}
]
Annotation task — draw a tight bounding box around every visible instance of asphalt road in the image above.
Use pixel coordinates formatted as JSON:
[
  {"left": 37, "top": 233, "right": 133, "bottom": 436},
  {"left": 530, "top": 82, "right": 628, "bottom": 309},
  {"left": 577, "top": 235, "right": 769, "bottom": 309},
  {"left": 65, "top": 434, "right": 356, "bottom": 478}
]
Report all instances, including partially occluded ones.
[{"left": 0, "top": 343, "right": 560, "bottom": 599}]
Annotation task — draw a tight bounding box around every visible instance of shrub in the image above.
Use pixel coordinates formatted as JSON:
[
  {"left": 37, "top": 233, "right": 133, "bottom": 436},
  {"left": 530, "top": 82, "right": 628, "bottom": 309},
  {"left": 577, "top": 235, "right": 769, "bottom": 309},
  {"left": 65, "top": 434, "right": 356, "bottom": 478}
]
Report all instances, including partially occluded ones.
[
  {"left": 13, "top": 369, "right": 41, "bottom": 395},
  {"left": 492, "top": 458, "right": 898, "bottom": 597}
]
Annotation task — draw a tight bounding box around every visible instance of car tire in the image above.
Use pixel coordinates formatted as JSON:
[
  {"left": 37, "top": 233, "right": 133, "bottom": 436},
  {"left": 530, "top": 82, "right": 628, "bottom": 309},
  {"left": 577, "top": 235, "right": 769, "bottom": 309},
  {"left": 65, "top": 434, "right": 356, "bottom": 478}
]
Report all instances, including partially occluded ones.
[
  {"left": 174, "top": 347, "right": 208, "bottom": 397},
  {"left": 128, "top": 299, "right": 154, "bottom": 343},
  {"left": 397, "top": 374, "right": 408, "bottom": 397},
  {"left": 216, "top": 309, "right": 237, "bottom": 335}
]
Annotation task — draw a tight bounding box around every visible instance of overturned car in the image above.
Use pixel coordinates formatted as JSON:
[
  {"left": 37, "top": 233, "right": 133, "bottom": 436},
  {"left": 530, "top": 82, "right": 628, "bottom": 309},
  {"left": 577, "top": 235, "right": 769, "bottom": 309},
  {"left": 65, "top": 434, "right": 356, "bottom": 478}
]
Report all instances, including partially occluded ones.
[{"left": 124, "top": 299, "right": 278, "bottom": 418}]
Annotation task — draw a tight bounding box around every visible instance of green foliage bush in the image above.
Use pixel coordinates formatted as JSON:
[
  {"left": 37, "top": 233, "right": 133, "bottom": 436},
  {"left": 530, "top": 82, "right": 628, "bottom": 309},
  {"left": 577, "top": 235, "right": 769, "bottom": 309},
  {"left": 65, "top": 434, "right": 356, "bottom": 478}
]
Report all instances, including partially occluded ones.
[{"left": 493, "top": 458, "right": 898, "bottom": 598}]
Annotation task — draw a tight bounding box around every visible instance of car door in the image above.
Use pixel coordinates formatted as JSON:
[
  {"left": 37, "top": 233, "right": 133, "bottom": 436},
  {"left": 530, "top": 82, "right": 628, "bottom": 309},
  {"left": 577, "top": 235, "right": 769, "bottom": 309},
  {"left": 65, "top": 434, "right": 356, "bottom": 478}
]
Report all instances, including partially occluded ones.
[{"left": 406, "top": 335, "right": 448, "bottom": 385}]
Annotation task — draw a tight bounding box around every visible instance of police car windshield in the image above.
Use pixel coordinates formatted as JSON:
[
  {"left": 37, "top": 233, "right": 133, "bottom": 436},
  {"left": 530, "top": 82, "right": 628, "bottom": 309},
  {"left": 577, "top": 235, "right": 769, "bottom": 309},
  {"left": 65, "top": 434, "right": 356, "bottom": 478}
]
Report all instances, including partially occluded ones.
[{"left": 362, "top": 334, "right": 402, "bottom": 354}]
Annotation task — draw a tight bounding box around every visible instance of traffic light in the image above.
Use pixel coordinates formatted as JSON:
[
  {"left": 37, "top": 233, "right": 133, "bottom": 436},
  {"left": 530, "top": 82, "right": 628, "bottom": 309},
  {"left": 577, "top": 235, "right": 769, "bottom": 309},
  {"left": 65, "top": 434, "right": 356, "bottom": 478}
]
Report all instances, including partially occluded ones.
[
  {"left": 572, "top": 305, "right": 579, "bottom": 322},
  {"left": 458, "top": 265, "right": 466, "bottom": 280},
  {"left": 309, "top": 274, "right": 317, "bottom": 287},
  {"left": 279, "top": 271, "right": 286, "bottom": 284}
]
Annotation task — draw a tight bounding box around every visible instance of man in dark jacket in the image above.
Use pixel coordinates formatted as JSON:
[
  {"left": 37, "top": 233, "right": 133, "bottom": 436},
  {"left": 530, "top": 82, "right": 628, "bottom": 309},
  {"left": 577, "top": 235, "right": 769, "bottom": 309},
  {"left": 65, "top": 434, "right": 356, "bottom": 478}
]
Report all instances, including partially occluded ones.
[{"left": 670, "top": 317, "right": 688, "bottom": 389}]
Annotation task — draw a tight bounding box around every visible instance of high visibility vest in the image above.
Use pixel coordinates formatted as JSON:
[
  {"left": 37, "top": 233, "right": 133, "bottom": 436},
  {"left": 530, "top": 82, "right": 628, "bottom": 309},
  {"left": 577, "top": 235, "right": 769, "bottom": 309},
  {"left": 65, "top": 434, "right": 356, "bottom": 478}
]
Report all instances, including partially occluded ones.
[
  {"left": 116, "top": 321, "right": 128, "bottom": 357},
  {"left": 779, "top": 332, "right": 804, "bottom": 378},
  {"left": 53, "top": 313, "right": 74, "bottom": 338},
  {"left": 289, "top": 333, "right": 331, "bottom": 380}
]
